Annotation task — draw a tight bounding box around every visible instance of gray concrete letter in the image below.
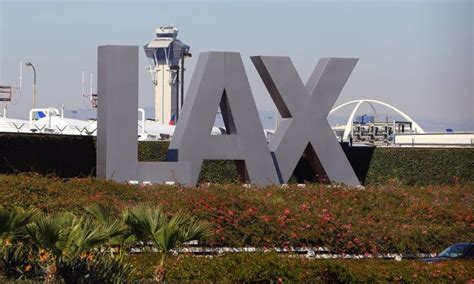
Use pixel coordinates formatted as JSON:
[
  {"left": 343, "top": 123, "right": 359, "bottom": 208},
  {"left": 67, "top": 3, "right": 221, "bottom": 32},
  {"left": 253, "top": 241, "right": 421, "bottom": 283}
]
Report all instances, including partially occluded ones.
[
  {"left": 169, "top": 52, "right": 279, "bottom": 186},
  {"left": 252, "top": 56, "right": 361, "bottom": 186},
  {"left": 97, "top": 45, "right": 139, "bottom": 182},
  {"left": 97, "top": 45, "right": 191, "bottom": 184}
]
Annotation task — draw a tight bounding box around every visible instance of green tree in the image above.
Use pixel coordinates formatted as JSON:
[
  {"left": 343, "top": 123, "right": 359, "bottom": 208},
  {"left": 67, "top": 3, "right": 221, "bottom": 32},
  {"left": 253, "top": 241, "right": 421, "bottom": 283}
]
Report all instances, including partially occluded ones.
[
  {"left": 0, "top": 207, "right": 37, "bottom": 244},
  {"left": 85, "top": 204, "right": 133, "bottom": 259},
  {"left": 124, "top": 205, "right": 212, "bottom": 282},
  {"left": 0, "top": 207, "right": 39, "bottom": 278},
  {"left": 25, "top": 212, "right": 125, "bottom": 282}
]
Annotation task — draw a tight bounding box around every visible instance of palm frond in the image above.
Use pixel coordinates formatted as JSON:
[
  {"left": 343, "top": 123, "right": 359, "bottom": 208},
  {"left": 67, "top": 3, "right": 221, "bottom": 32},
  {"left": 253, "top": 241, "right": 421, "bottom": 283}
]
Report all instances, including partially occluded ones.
[
  {"left": 0, "top": 207, "right": 38, "bottom": 241},
  {"left": 179, "top": 218, "right": 213, "bottom": 243},
  {"left": 85, "top": 204, "right": 115, "bottom": 224},
  {"left": 124, "top": 205, "right": 164, "bottom": 241},
  {"left": 77, "top": 220, "right": 127, "bottom": 250},
  {"left": 125, "top": 206, "right": 212, "bottom": 254},
  {"left": 25, "top": 213, "right": 67, "bottom": 258},
  {"left": 25, "top": 212, "right": 117, "bottom": 260},
  {"left": 153, "top": 224, "right": 181, "bottom": 253},
  {"left": 168, "top": 211, "right": 212, "bottom": 243}
]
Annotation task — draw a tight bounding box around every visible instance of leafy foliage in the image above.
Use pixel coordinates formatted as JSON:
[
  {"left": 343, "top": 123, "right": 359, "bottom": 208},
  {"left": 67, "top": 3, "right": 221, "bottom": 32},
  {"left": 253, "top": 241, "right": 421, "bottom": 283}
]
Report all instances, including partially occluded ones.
[
  {"left": 0, "top": 204, "right": 210, "bottom": 282},
  {"left": 0, "top": 207, "right": 40, "bottom": 279},
  {"left": 366, "top": 147, "right": 474, "bottom": 185},
  {"left": 58, "top": 252, "right": 135, "bottom": 284},
  {"left": 26, "top": 213, "right": 125, "bottom": 261},
  {"left": 0, "top": 243, "right": 39, "bottom": 279},
  {"left": 124, "top": 205, "right": 212, "bottom": 281},
  {"left": 85, "top": 204, "right": 133, "bottom": 259},
  {"left": 140, "top": 142, "right": 474, "bottom": 185},
  {"left": 2, "top": 134, "right": 472, "bottom": 185},
  {"left": 0, "top": 133, "right": 96, "bottom": 177},
  {"left": 0, "top": 207, "right": 133, "bottom": 282},
  {"left": 0, "top": 174, "right": 472, "bottom": 255},
  {"left": 127, "top": 253, "right": 474, "bottom": 283}
]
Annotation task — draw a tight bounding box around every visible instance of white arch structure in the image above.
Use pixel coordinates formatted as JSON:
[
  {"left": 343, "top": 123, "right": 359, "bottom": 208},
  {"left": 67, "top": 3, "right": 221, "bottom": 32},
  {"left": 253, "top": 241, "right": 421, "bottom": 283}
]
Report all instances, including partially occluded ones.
[{"left": 329, "top": 99, "right": 425, "bottom": 140}]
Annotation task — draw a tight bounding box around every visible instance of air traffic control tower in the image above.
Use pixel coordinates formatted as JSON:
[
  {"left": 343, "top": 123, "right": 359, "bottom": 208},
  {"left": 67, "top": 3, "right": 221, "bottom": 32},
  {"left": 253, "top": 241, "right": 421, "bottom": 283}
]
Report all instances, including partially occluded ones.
[{"left": 144, "top": 26, "right": 190, "bottom": 124}]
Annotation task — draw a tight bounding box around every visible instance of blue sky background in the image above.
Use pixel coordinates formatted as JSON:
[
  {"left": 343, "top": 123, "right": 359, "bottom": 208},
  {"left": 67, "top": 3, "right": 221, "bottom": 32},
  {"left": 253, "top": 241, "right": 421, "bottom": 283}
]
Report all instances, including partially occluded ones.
[{"left": 1, "top": 0, "right": 473, "bottom": 131}]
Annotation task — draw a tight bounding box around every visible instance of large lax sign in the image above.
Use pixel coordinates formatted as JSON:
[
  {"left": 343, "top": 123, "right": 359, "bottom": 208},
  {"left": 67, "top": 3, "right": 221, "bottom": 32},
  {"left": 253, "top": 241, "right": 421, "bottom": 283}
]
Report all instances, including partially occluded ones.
[{"left": 96, "top": 45, "right": 360, "bottom": 187}]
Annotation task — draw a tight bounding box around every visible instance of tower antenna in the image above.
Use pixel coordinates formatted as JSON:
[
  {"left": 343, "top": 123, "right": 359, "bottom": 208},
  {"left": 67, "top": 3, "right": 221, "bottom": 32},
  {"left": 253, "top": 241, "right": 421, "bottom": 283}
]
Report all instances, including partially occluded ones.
[{"left": 81, "top": 71, "right": 85, "bottom": 97}]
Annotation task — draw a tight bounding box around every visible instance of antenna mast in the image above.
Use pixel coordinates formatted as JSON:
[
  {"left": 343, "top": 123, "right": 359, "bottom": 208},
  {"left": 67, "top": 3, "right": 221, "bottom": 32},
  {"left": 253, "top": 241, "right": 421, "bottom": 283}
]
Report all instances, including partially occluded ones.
[
  {"left": 81, "top": 71, "right": 85, "bottom": 97},
  {"left": 19, "top": 61, "right": 23, "bottom": 93},
  {"left": 89, "top": 73, "right": 93, "bottom": 101}
]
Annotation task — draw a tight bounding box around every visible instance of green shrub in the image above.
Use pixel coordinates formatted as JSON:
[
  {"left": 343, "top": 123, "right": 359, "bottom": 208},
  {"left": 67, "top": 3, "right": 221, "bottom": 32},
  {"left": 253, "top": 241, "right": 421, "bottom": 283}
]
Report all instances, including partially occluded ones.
[
  {"left": 1, "top": 134, "right": 473, "bottom": 185},
  {"left": 126, "top": 253, "right": 474, "bottom": 283},
  {"left": 0, "top": 133, "right": 96, "bottom": 177},
  {"left": 0, "top": 243, "right": 40, "bottom": 279},
  {"left": 124, "top": 205, "right": 212, "bottom": 282},
  {"left": 0, "top": 174, "right": 472, "bottom": 255},
  {"left": 0, "top": 206, "right": 134, "bottom": 282},
  {"left": 58, "top": 253, "right": 134, "bottom": 284},
  {"left": 366, "top": 147, "right": 474, "bottom": 185},
  {"left": 0, "top": 204, "right": 212, "bottom": 282},
  {"left": 141, "top": 143, "right": 474, "bottom": 185},
  {"left": 138, "top": 141, "right": 239, "bottom": 183}
]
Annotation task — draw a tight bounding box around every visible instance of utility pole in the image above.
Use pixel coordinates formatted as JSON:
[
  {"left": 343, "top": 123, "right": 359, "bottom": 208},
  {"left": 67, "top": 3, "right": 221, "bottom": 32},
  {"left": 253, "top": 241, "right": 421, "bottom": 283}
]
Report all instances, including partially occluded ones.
[{"left": 25, "top": 62, "right": 37, "bottom": 109}]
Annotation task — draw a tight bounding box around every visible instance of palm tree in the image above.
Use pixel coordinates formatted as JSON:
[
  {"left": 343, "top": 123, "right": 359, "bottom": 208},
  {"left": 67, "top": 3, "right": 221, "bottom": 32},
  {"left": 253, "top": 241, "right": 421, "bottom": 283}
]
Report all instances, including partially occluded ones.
[
  {"left": 85, "top": 204, "right": 133, "bottom": 259},
  {"left": 25, "top": 212, "right": 125, "bottom": 283},
  {"left": 124, "top": 205, "right": 212, "bottom": 282},
  {"left": 0, "top": 207, "right": 38, "bottom": 278},
  {"left": 0, "top": 207, "right": 38, "bottom": 244}
]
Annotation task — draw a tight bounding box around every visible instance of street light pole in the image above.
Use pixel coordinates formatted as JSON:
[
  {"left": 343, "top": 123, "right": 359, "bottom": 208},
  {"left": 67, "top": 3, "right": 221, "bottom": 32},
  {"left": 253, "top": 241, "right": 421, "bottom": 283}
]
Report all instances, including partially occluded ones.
[{"left": 25, "top": 62, "right": 37, "bottom": 109}]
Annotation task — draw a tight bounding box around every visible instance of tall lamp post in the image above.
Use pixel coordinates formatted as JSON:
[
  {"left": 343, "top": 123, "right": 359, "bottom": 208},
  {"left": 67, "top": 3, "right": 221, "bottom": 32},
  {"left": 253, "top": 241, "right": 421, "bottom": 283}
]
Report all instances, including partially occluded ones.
[{"left": 25, "top": 62, "right": 37, "bottom": 109}]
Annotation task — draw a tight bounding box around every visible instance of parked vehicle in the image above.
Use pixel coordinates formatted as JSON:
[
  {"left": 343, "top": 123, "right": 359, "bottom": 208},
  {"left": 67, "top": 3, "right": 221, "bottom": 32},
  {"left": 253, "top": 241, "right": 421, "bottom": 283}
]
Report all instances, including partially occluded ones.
[{"left": 421, "top": 243, "right": 474, "bottom": 263}]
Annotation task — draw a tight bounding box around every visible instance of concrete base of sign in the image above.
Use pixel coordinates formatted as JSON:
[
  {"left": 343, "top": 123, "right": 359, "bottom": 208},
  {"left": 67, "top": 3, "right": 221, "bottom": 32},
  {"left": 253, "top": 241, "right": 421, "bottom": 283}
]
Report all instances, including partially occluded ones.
[{"left": 138, "top": 162, "right": 192, "bottom": 185}]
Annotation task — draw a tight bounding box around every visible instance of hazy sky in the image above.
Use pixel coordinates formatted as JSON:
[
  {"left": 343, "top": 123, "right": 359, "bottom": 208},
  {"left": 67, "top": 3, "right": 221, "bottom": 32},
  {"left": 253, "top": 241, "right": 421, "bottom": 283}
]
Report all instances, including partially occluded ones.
[{"left": 1, "top": 0, "right": 473, "bottom": 130}]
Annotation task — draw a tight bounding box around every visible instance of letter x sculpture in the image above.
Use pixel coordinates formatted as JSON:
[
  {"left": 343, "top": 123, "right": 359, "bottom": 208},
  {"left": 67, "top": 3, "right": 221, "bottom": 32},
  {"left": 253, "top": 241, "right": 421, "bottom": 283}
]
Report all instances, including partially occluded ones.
[{"left": 251, "top": 56, "right": 361, "bottom": 186}]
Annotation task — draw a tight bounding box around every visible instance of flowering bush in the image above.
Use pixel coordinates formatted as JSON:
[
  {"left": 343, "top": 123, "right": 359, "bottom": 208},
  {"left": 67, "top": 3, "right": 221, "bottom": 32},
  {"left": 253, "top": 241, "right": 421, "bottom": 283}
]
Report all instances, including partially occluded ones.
[{"left": 0, "top": 174, "right": 472, "bottom": 255}]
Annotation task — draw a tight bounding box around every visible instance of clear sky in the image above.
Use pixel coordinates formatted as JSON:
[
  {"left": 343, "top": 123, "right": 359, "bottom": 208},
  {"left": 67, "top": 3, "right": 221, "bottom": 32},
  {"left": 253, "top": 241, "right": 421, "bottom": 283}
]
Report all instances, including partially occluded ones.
[{"left": 1, "top": 0, "right": 473, "bottom": 130}]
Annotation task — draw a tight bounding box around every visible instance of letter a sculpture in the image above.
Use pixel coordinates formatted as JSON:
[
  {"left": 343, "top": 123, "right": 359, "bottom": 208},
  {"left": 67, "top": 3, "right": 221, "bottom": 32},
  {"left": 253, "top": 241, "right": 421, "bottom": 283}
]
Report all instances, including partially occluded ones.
[{"left": 168, "top": 52, "right": 280, "bottom": 186}]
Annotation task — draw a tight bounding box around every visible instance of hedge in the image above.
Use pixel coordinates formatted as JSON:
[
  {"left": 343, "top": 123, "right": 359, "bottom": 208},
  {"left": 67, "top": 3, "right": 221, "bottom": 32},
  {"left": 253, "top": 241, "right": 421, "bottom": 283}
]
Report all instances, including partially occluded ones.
[
  {"left": 0, "top": 133, "right": 473, "bottom": 185},
  {"left": 139, "top": 140, "right": 474, "bottom": 186},
  {"left": 0, "top": 174, "right": 472, "bottom": 254},
  {"left": 0, "top": 133, "right": 95, "bottom": 177},
  {"left": 365, "top": 147, "right": 474, "bottom": 186},
  {"left": 126, "top": 253, "right": 474, "bottom": 282}
]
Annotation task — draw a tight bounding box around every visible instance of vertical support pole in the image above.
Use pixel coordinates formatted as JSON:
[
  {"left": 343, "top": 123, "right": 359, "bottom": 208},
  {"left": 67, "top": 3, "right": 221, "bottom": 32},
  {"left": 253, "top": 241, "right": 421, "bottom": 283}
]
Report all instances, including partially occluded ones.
[
  {"left": 180, "top": 56, "right": 185, "bottom": 109},
  {"left": 19, "top": 61, "right": 23, "bottom": 93},
  {"left": 97, "top": 45, "right": 139, "bottom": 182},
  {"left": 89, "top": 73, "right": 93, "bottom": 101},
  {"left": 176, "top": 66, "right": 180, "bottom": 122}
]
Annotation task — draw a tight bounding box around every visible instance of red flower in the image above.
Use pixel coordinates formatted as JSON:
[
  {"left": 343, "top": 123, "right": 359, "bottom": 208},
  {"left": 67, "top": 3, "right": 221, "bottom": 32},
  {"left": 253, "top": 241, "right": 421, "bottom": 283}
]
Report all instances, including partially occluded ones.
[
  {"left": 248, "top": 207, "right": 258, "bottom": 213},
  {"left": 299, "top": 203, "right": 309, "bottom": 211},
  {"left": 261, "top": 215, "right": 272, "bottom": 222}
]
